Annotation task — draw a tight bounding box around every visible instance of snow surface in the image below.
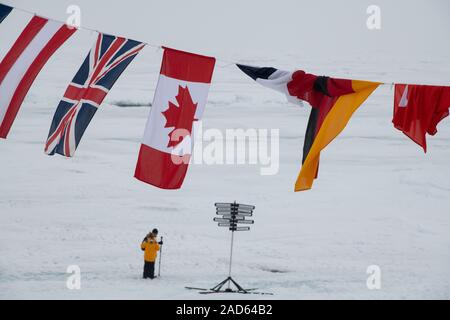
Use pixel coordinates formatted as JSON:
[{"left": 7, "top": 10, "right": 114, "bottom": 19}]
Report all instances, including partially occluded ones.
[{"left": 0, "top": 1, "right": 450, "bottom": 300}]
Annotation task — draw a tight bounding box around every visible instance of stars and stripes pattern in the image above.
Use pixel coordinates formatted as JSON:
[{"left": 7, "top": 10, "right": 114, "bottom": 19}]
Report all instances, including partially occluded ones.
[{"left": 45, "top": 33, "right": 144, "bottom": 157}]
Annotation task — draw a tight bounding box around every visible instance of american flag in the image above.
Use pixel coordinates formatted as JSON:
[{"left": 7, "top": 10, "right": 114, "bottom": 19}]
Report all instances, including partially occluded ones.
[{"left": 45, "top": 33, "right": 144, "bottom": 157}]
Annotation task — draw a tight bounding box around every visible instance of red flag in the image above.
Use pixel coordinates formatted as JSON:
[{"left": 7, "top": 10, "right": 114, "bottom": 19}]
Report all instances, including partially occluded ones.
[
  {"left": 393, "top": 84, "right": 450, "bottom": 152},
  {"left": 135, "top": 47, "right": 215, "bottom": 189},
  {"left": 0, "top": 17, "right": 76, "bottom": 138}
]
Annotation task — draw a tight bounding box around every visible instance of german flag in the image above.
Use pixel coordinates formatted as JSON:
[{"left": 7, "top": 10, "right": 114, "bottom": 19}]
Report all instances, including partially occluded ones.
[
  {"left": 237, "top": 65, "right": 380, "bottom": 191},
  {"left": 289, "top": 71, "right": 380, "bottom": 191}
]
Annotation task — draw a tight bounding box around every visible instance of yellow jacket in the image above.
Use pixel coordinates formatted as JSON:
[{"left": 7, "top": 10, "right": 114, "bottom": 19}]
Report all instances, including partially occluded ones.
[{"left": 141, "top": 239, "right": 160, "bottom": 262}]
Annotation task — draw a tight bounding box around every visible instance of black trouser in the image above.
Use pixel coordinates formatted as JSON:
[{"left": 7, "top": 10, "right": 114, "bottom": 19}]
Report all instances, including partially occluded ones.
[{"left": 143, "top": 261, "right": 155, "bottom": 279}]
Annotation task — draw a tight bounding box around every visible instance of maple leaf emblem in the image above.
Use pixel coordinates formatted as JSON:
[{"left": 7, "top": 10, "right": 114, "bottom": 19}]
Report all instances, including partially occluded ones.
[{"left": 162, "top": 85, "right": 199, "bottom": 148}]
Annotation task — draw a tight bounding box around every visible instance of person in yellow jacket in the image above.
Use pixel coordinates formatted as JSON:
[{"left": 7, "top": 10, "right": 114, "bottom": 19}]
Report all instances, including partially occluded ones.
[{"left": 141, "top": 231, "right": 160, "bottom": 279}]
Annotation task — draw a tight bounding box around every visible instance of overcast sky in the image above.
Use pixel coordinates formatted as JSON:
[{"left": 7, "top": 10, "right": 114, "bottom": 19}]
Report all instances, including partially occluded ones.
[{"left": 2, "top": 0, "right": 450, "bottom": 61}]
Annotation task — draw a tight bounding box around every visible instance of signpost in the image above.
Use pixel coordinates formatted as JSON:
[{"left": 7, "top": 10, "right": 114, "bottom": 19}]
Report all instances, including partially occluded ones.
[
  {"left": 210, "top": 201, "right": 255, "bottom": 293},
  {"left": 186, "top": 201, "right": 274, "bottom": 295}
]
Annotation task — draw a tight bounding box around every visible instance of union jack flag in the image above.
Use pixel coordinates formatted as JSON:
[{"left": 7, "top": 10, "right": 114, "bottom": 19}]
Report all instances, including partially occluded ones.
[{"left": 45, "top": 33, "right": 144, "bottom": 157}]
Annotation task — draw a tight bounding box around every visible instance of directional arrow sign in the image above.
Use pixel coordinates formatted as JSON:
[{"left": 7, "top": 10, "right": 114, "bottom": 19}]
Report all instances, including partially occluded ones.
[
  {"left": 215, "top": 203, "right": 255, "bottom": 210},
  {"left": 235, "top": 220, "right": 254, "bottom": 225},
  {"left": 216, "top": 210, "right": 233, "bottom": 215},
  {"left": 216, "top": 209, "right": 253, "bottom": 216},
  {"left": 237, "top": 204, "right": 255, "bottom": 210},
  {"left": 235, "top": 211, "right": 253, "bottom": 216},
  {"left": 215, "top": 203, "right": 234, "bottom": 208},
  {"left": 214, "top": 218, "right": 232, "bottom": 223},
  {"left": 216, "top": 207, "right": 235, "bottom": 211},
  {"left": 218, "top": 223, "right": 232, "bottom": 227},
  {"left": 216, "top": 214, "right": 249, "bottom": 220}
]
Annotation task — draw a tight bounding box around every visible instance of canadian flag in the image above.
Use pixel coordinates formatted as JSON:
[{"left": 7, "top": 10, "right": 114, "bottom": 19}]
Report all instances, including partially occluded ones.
[{"left": 135, "top": 47, "right": 215, "bottom": 189}]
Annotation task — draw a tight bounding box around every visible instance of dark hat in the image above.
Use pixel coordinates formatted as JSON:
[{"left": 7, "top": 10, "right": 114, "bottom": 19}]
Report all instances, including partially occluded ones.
[{"left": 152, "top": 228, "right": 159, "bottom": 235}]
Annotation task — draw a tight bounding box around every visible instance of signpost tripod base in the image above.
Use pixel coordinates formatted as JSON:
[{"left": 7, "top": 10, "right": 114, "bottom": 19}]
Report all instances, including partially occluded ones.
[{"left": 211, "top": 276, "right": 248, "bottom": 293}]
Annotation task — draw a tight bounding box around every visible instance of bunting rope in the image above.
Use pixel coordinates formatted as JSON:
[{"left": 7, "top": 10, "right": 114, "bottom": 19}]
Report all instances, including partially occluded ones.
[
  {"left": 3, "top": 2, "right": 395, "bottom": 84},
  {"left": 1, "top": 2, "right": 448, "bottom": 193}
]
